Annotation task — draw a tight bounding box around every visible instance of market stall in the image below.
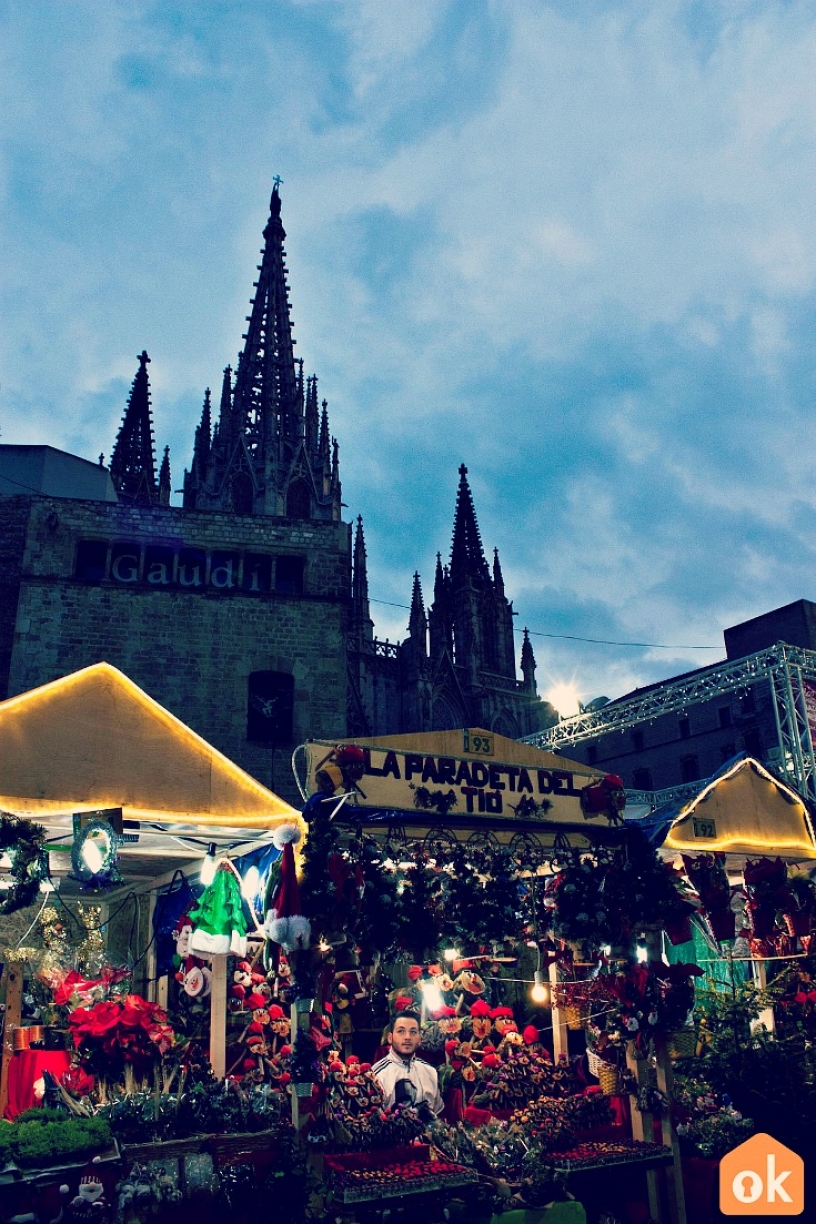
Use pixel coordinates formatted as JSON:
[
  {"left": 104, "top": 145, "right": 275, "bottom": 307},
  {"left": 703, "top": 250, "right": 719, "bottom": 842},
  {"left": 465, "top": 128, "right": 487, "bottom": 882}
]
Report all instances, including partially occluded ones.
[{"left": 0, "top": 664, "right": 307, "bottom": 1222}]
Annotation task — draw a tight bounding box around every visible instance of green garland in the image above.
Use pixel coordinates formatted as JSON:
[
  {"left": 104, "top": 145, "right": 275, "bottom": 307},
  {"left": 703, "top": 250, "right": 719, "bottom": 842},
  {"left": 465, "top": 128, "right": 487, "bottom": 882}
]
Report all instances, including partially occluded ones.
[{"left": 0, "top": 812, "right": 47, "bottom": 915}]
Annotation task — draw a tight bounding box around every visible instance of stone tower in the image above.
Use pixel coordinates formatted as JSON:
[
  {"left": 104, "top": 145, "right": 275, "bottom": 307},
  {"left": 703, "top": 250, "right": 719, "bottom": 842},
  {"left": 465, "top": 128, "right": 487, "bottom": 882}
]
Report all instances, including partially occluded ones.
[
  {"left": 109, "top": 350, "right": 165, "bottom": 506},
  {"left": 183, "top": 182, "right": 341, "bottom": 520}
]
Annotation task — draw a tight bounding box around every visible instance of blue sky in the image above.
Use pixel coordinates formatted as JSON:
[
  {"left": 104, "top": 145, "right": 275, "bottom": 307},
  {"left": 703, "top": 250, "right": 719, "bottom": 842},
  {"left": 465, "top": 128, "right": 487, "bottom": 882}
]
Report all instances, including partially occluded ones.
[{"left": 2, "top": 1, "right": 816, "bottom": 711}]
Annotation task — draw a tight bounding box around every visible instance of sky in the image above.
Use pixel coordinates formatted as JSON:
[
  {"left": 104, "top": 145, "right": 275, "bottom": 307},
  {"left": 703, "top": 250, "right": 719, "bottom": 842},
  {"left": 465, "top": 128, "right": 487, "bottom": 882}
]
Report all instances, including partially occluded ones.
[{"left": 2, "top": 0, "right": 816, "bottom": 714}]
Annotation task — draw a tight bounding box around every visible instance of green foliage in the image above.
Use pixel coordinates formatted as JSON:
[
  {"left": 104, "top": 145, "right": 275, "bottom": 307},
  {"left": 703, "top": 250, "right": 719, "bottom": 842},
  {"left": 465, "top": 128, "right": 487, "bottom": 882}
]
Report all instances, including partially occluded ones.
[
  {"left": 0, "top": 1111, "right": 112, "bottom": 1168},
  {"left": 0, "top": 811, "right": 47, "bottom": 915},
  {"left": 548, "top": 828, "right": 689, "bottom": 949},
  {"left": 391, "top": 848, "right": 444, "bottom": 961},
  {"left": 693, "top": 981, "right": 816, "bottom": 1154},
  {"left": 436, "top": 844, "right": 520, "bottom": 953}
]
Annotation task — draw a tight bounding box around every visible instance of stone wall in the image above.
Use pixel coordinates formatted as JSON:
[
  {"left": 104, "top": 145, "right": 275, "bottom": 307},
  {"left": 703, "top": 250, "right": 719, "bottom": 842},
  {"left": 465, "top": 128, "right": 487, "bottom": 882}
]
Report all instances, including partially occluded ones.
[{"left": 5, "top": 496, "right": 351, "bottom": 802}]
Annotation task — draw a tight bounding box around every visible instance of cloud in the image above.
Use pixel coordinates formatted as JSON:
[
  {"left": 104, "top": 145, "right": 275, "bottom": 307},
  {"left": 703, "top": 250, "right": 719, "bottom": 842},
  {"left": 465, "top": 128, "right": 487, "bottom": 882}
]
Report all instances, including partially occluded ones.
[{"left": 1, "top": 1, "right": 816, "bottom": 705}]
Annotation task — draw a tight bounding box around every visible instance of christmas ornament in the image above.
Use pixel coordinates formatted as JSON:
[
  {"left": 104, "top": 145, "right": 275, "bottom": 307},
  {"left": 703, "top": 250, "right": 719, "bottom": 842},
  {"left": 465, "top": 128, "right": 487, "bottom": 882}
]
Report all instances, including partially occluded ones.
[
  {"left": 263, "top": 824, "right": 311, "bottom": 952},
  {"left": 189, "top": 862, "right": 248, "bottom": 957}
]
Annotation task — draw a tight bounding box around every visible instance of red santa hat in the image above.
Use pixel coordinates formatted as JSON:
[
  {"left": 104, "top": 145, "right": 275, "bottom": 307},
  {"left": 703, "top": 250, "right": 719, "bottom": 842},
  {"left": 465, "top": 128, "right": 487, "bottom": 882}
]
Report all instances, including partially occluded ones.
[
  {"left": 470, "top": 1000, "right": 492, "bottom": 1018},
  {"left": 263, "top": 824, "right": 311, "bottom": 952},
  {"left": 523, "top": 1024, "right": 541, "bottom": 1046}
]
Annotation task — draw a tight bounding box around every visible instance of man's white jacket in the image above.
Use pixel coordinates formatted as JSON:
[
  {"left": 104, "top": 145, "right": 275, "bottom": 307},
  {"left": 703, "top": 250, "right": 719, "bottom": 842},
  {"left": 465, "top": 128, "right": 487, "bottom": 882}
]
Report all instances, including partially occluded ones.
[{"left": 371, "top": 1047, "right": 444, "bottom": 1115}]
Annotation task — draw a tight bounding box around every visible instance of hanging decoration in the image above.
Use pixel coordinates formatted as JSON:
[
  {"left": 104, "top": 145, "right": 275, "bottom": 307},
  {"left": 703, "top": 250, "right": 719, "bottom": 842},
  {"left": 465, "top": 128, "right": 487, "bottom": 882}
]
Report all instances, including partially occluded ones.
[
  {"left": 0, "top": 811, "right": 47, "bottom": 915},
  {"left": 263, "top": 823, "right": 311, "bottom": 952},
  {"left": 70, "top": 818, "right": 122, "bottom": 890},
  {"left": 189, "top": 861, "right": 248, "bottom": 957},
  {"left": 682, "top": 852, "right": 735, "bottom": 943},
  {"left": 580, "top": 773, "right": 627, "bottom": 824}
]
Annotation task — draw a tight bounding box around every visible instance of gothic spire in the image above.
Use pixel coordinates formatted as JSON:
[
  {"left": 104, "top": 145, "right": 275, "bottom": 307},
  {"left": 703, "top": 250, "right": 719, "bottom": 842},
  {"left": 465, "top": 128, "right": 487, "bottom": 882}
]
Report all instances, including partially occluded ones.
[
  {"left": 520, "top": 628, "right": 537, "bottom": 694},
  {"left": 158, "top": 446, "right": 171, "bottom": 505},
  {"left": 434, "top": 552, "right": 447, "bottom": 602},
  {"left": 351, "top": 516, "right": 374, "bottom": 643},
  {"left": 110, "top": 350, "right": 159, "bottom": 505},
  {"left": 186, "top": 182, "right": 341, "bottom": 520},
  {"left": 319, "top": 399, "right": 330, "bottom": 459},
  {"left": 231, "top": 179, "right": 300, "bottom": 463},
  {"left": 493, "top": 547, "right": 505, "bottom": 595},
  {"left": 409, "top": 572, "right": 427, "bottom": 637},
  {"left": 305, "top": 375, "right": 318, "bottom": 454},
  {"left": 449, "top": 464, "right": 490, "bottom": 586}
]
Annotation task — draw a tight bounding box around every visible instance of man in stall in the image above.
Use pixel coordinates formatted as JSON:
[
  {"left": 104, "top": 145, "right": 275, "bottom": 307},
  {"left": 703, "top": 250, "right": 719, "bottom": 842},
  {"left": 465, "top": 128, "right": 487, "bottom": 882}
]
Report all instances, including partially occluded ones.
[{"left": 372, "top": 1010, "right": 444, "bottom": 1117}]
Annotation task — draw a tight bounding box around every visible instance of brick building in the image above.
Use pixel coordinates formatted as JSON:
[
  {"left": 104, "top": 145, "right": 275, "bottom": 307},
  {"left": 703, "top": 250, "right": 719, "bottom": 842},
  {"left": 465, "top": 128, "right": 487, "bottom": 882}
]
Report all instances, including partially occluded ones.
[{"left": 1, "top": 184, "right": 553, "bottom": 799}]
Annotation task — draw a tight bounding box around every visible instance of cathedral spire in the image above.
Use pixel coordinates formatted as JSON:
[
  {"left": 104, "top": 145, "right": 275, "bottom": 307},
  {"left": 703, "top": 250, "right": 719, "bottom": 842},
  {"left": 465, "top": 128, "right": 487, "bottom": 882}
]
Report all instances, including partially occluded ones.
[
  {"left": 409, "top": 572, "right": 427, "bottom": 638},
  {"left": 185, "top": 182, "right": 341, "bottom": 520},
  {"left": 449, "top": 464, "right": 490, "bottom": 586},
  {"left": 158, "top": 446, "right": 171, "bottom": 506},
  {"left": 520, "top": 628, "right": 537, "bottom": 694},
  {"left": 110, "top": 350, "right": 159, "bottom": 505},
  {"left": 351, "top": 515, "right": 374, "bottom": 643},
  {"left": 493, "top": 547, "right": 505, "bottom": 596},
  {"left": 305, "top": 375, "right": 318, "bottom": 454}
]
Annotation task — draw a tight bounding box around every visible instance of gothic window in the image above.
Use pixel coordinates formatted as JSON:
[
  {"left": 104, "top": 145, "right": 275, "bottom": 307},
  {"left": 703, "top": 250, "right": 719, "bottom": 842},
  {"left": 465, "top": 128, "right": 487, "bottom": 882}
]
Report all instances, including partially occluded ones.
[
  {"left": 632, "top": 730, "right": 644, "bottom": 752},
  {"left": 632, "top": 768, "right": 653, "bottom": 790},
  {"left": 587, "top": 745, "right": 598, "bottom": 765},
  {"left": 286, "top": 479, "right": 311, "bottom": 519},
  {"left": 247, "top": 671, "right": 294, "bottom": 744},
  {"left": 678, "top": 716, "right": 691, "bottom": 739},
  {"left": 491, "top": 710, "right": 519, "bottom": 739},
  {"left": 718, "top": 706, "right": 732, "bottom": 728},
  {"left": 230, "top": 471, "right": 254, "bottom": 515},
  {"left": 431, "top": 694, "right": 465, "bottom": 732}
]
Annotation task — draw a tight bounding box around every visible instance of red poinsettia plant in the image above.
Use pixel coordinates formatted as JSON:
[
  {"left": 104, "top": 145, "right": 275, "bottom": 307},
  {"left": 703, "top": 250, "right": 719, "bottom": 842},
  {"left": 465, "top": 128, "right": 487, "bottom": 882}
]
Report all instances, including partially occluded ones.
[{"left": 68, "top": 994, "right": 175, "bottom": 1081}]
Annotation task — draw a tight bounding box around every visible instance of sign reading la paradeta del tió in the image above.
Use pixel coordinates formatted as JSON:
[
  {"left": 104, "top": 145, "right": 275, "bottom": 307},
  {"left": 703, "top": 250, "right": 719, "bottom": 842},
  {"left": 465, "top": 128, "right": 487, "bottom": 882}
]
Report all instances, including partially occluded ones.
[{"left": 303, "top": 730, "right": 619, "bottom": 830}]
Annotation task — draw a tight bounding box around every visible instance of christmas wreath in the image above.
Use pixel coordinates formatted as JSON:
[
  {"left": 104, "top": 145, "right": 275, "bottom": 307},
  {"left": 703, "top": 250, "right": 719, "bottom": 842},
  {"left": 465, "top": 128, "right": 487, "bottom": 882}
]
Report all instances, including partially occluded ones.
[{"left": 0, "top": 812, "right": 47, "bottom": 915}]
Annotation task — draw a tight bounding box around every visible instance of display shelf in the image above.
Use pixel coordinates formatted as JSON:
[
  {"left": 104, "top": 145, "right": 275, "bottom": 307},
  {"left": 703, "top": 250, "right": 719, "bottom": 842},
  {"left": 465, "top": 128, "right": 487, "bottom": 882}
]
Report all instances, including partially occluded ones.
[{"left": 544, "top": 1139, "right": 673, "bottom": 1175}]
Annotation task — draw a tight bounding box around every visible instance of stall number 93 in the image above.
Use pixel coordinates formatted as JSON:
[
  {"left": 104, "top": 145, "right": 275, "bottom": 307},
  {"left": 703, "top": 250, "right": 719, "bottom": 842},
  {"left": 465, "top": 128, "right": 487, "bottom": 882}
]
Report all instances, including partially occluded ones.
[{"left": 463, "top": 731, "right": 493, "bottom": 755}]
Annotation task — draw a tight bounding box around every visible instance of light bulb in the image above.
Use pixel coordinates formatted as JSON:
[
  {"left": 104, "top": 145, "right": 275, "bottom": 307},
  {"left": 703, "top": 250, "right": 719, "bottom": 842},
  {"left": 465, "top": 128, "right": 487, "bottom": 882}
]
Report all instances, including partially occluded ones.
[
  {"left": 200, "top": 843, "right": 218, "bottom": 886},
  {"left": 81, "top": 837, "right": 105, "bottom": 875},
  {"left": 530, "top": 971, "right": 549, "bottom": 1005},
  {"left": 443, "top": 947, "right": 460, "bottom": 963},
  {"left": 420, "top": 981, "right": 445, "bottom": 1012},
  {"left": 241, "top": 865, "right": 261, "bottom": 901}
]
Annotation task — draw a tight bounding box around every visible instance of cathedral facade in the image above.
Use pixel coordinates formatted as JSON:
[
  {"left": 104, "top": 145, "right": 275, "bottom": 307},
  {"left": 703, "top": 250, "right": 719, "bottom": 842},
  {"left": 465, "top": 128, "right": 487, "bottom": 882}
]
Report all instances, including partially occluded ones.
[{"left": 0, "top": 186, "right": 553, "bottom": 800}]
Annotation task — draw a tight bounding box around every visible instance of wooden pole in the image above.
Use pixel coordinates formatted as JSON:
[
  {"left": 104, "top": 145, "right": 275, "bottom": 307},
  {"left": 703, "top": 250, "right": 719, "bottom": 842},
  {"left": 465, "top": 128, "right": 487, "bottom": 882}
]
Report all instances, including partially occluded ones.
[
  {"left": 0, "top": 963, "right": 23, "bottom": 1118},
  {"left": 654, "top": 1034, "right": 687, "bottom": 1224},
  {"left": 548, "top": 959, "right": 568, "bottom": 1061},
  {"left": 209, "top": 955, "right": 227, "bottom": 1079},
  {"left": 626, "top": 1039, "right": 661, "bottom": 1221}
]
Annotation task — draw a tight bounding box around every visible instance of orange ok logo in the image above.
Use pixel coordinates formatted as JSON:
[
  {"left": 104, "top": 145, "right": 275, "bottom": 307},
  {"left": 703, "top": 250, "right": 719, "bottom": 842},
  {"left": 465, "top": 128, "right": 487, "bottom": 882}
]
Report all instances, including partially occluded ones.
[{"left": 720, "top": 1133, "right": 804, "bottom": 1215}]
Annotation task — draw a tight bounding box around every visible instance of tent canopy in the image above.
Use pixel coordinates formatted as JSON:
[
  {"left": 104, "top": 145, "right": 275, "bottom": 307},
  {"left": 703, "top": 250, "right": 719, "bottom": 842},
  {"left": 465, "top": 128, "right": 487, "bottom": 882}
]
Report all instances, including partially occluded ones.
[
  {"left": 640, "top": 755, "right": 816, "bottom": 861},
  {"left": 0, "top": 662, "right": 300, "bottom": 831}
]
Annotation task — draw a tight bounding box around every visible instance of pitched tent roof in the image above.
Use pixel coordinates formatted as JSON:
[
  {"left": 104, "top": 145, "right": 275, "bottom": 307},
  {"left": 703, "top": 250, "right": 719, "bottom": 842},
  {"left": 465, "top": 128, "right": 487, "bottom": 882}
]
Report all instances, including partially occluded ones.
[
  {"left": 0, "top": 662, "right": 300, "bottom": 830},
  {"left": 638, "top": 754, "right": 816, "bottom": 861}
]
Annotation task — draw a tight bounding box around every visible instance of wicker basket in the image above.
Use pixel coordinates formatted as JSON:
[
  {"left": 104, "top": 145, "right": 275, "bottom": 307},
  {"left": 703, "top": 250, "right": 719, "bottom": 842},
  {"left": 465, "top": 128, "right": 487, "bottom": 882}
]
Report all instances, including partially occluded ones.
[
  {"left": 586, "top": 1046, "right": 605, "bottom": 1078},
  {"left": 563, "top": 1003, "right": 586, "bottom": 1031},
  {"left": 598, "top": 1064, "right": 621, "bottom": 1095},
  {"left": 667, "top": 1028, "right": 697, "bottom": 1059}
]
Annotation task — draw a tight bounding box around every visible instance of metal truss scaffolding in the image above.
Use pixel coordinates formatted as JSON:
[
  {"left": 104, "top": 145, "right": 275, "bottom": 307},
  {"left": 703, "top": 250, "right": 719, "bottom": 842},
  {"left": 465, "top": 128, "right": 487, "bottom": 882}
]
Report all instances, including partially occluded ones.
[{"left": 523, "top": 641, "right": 816, "bottom": 806}]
